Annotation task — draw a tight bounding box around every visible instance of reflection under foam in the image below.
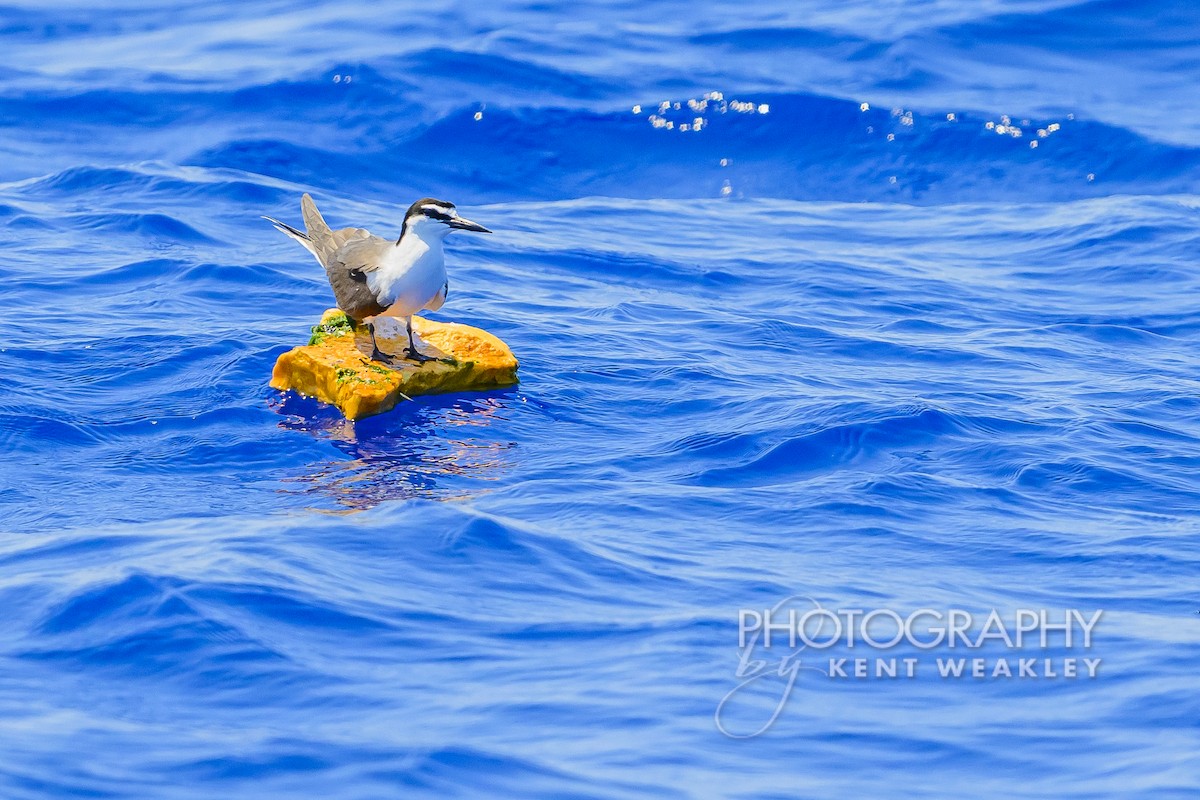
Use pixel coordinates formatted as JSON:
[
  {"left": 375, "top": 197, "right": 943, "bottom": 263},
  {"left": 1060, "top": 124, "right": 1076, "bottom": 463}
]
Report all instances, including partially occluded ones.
[{"left": 271, "top": 390, "right": 519, "bottom": 511}]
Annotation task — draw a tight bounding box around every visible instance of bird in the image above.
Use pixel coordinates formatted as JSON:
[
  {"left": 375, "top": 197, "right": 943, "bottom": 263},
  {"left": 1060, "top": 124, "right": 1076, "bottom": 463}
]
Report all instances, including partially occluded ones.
[{"left": 264, "top": 194, "right": 491, "bottom": 364}]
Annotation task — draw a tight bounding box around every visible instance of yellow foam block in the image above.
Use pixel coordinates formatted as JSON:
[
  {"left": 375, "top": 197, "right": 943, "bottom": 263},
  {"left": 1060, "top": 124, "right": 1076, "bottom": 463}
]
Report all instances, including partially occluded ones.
[{"left": 270, "top": 309, "right": 519, "bottom": 420}]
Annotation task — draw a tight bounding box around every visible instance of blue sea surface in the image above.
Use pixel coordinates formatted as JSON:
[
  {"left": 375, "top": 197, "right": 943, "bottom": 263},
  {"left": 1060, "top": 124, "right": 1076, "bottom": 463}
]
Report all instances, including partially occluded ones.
[{"left": 2, "top": 0, "right": 1199, "bottom": 796}]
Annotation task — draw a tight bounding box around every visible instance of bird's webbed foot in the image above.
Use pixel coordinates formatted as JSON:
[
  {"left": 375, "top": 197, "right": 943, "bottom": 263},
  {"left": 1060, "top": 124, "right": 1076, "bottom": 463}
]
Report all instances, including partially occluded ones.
[
  {"left": 369, "top": 347, "right": 397, "bottom": 365},
  {"left": 403, "top": 347, "right": 438, "bottom": 364}
]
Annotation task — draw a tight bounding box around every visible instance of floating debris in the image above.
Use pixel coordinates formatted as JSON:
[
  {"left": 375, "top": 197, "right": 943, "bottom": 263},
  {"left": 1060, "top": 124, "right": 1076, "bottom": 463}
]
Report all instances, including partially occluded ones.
[{"left": 272, "top": 310, "right": 519, "bottom": 420}]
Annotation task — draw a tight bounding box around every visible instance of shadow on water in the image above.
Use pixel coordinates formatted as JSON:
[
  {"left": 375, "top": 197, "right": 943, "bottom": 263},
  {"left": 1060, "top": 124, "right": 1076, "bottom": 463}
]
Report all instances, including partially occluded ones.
[{"left": 269, "top": 389, "right": 520, "bottom": 511}]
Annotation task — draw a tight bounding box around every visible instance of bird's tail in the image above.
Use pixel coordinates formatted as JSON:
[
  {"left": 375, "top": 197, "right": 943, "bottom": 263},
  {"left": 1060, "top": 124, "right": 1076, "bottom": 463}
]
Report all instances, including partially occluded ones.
[
  {"left": 262, "top": 213, "right": 316, "bottom": 255},
  {"left": 263, "top": 192, "right": 331, "bottom": 260},
  {"left": 262, "top": 215, "right": 306, "bottom": 240}
]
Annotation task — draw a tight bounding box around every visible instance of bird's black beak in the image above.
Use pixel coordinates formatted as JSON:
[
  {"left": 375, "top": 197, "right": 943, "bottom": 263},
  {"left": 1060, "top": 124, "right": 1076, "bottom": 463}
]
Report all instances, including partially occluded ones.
[{"left": 448, "top": 216, "right": 491, "bottom": 233}]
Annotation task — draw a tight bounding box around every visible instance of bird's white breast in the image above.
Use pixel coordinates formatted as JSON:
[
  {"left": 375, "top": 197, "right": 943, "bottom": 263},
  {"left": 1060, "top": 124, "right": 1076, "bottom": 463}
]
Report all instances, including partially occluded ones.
[{"left": 368, "top": 235, "right": 448, "bottom": 317}]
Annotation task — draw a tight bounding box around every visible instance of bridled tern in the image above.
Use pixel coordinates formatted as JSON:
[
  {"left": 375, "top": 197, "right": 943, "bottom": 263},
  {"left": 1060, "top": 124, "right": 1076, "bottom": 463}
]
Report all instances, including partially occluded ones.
[{"left": 265, "top": 194, "right": 491, "bottom": 364}]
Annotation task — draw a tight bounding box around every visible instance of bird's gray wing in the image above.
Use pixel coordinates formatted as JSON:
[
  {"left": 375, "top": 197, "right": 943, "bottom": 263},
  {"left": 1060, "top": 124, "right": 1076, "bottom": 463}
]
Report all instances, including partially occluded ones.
[
  {"left": 295, "top": 194, "right": 395, "bottom": 320},
  {"left": 300, "top": 193, "right": 389, "bottom": 271},
  {"left": 321, "top": 235, "right": 395, "bottom": 321},
  {"left": 330, "top": 235, "right": 392, "bottom": 275},
  {"left": 310, "top": 226, "right": 375, "bottom": 269}
]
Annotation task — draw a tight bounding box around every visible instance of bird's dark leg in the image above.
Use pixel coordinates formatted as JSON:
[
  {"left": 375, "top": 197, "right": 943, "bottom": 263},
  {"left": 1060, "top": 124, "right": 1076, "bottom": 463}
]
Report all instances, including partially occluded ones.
[
  {"left": 403, "top": 316, "right": 436, "bottom": 364},
  {"left": 366, "top": 321, "right": 395, "bottom": 364}
]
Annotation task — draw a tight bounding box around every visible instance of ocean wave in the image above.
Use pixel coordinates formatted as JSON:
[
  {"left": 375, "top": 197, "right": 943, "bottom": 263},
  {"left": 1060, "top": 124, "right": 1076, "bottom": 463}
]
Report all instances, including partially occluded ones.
[{"left": 3, "top": 82, "right": 1198, "bottom": 204}]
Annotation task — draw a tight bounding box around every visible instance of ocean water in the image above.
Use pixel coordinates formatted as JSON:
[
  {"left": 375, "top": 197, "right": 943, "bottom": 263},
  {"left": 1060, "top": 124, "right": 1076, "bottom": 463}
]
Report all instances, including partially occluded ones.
[{"left": 2, "top": 0, "right": 1200, "bottom": 796}]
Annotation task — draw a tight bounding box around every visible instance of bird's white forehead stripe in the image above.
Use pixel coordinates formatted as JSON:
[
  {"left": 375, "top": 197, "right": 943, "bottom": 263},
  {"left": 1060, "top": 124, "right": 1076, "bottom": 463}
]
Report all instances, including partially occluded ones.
[{"left": 421, "top": 204, "right": 455, "bottom": 216}]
